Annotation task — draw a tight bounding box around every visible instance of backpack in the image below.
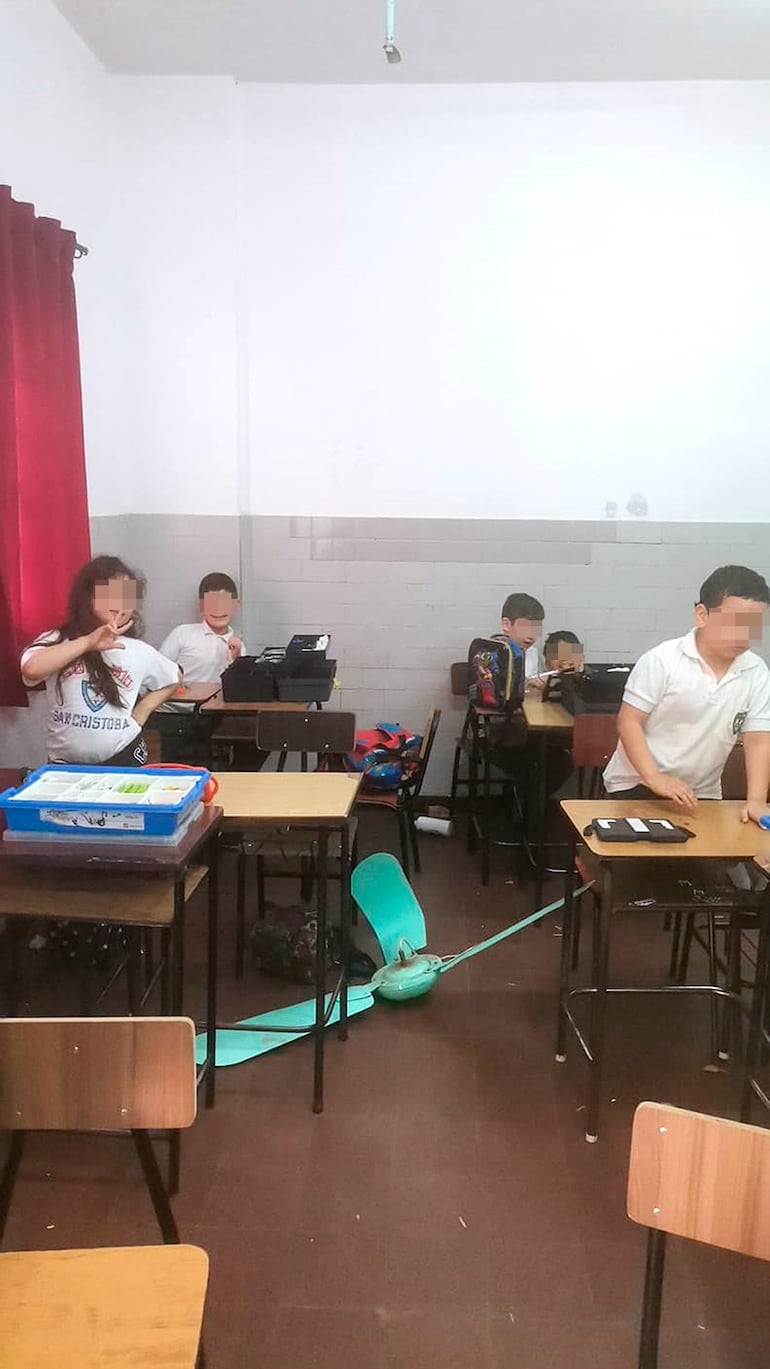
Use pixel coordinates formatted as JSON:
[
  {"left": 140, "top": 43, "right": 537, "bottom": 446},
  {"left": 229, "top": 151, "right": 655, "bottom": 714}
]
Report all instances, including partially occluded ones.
[
  {"left": 345, "top": 723, "right": 422, "bottom": 793},
  {"left": 249, "top": 904, "right": 377, "bottom": 984},
  {"left": 467, "top": 636, "right": 525, "bottom": 714}
]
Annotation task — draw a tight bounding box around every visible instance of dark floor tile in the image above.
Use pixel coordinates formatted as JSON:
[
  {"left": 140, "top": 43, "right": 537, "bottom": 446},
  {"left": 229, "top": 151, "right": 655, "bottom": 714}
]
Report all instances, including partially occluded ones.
[
  {"left": 380, "top": 1306, "right": 495, "bottom": 1369},
  {"left": 488, "top": 1315, "right": 718, "bottom": 1369},
  {"left": 267, "top": 1305, "right": 386, "bottom": 1369}
]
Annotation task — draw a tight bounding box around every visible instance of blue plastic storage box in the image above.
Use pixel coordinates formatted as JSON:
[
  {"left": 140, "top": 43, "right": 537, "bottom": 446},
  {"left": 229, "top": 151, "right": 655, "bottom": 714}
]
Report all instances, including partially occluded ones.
[{"left": 0, "top": 765, "right": 210, "bottom": 840}]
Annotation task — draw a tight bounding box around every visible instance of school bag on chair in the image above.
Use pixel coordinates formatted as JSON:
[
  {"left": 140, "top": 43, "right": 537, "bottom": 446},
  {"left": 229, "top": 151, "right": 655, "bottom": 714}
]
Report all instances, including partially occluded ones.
[
  {"left": 345, "top": 723, "right": 422, "bottom": 793},
  {"left": 467, "top": 636, "right": 527, "bottom": 746}
]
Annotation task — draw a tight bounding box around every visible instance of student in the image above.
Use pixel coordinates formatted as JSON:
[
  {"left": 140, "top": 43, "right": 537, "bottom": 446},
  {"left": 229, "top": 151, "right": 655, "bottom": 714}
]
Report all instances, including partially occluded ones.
[
  {"left": 499, "top": 592, "right": 545, "bottom": 688},
  {"left": 543, "top": 630, "right": 584, "bottom": 676},
  {"left": 159, "top": 572, "right": 244, "bottom": 685},
  {"left": 21, "top": 555, "right": 180, "bottom": 766},
  {"left": 603, "top": 565, "right": 770, "bottom": 825},
  {"left": 156, "top": 571, "right": 246, "bottom": 765}
]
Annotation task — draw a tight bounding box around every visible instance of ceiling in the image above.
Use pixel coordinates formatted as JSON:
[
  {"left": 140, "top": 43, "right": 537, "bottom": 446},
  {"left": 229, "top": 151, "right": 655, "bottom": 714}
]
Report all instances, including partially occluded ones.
[{"left": 54, "top": 0, "right": 770, "bottom": 83}]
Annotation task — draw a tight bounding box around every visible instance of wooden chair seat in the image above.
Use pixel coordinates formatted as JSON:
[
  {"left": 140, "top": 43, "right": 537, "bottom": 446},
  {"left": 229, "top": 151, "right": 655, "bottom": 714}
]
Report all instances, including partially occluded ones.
[
  {"left": 627, "top": 1102, "right": 770, "bottom": 1366},
  {"left": 354, "top": 791, "right": 398, "bottom": 810},
  {"left": 0, "top": 865, "right": 208, "bottom": 925},
  {"left": 0, "top": 1244, "right": 208, "bottom": 1369}
]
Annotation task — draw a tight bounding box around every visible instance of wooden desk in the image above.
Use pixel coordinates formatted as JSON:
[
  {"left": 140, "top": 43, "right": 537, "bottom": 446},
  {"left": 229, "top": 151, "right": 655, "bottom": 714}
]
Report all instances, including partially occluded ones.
[
  {"left": 565, "top": 798, "right": 770, "bottom": 861},
  {"left": 0, "top": 1244, "right": 208, "bottom": 1368},
  {"left": 558, "top": 799, "right": 770, "bottom": 1142},
  {"left": 174, "top": 681, "right": 221, "bottom": 707},
  {"left": 214, "top": 771, "right": 360, "bottom": 827},
  {"left": 201, "top": 697, "right": 306, "bottom": 716},
  {"left": 522, "top": 699, "right": 574, "bottom": 732},
  {"left": 213, "top": 771, "right": 362, "bottom": 1112},
  {"left": 523, "top": 701, "right": 575, "bottom": 908},
  {"left": 0, "top": 805, "right": 222, "bottom": 1179}
]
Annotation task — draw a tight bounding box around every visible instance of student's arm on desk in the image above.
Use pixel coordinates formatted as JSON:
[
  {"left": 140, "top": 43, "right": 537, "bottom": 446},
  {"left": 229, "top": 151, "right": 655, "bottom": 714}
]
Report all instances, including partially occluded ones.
[
  {"left": 617, "top": 702, "right": 698, "bottom": 812},
  {"left": 740, "top": 731, "right": 770, "bottom": 826}
]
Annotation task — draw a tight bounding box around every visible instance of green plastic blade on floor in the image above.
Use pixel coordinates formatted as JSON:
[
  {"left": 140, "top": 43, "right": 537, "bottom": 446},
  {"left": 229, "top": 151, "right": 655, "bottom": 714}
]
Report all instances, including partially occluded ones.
[
  {"left": 351, "top": 852, "right": 427, "bottom": 962},
  {"left": 195, "top": 985, "right": 375, "bottom": 1067}
]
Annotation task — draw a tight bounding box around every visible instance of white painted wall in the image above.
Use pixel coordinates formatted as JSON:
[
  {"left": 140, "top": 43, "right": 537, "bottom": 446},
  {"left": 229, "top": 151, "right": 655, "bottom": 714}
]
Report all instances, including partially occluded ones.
[{"left": 239, "top": 83, "right": 770, "bottom": 522}]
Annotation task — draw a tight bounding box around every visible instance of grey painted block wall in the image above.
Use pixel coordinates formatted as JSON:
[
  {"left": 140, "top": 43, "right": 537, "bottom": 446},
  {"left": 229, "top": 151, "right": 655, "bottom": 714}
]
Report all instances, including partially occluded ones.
[{"left": 79, "top": 513, "right": 770, "bottom": 794}]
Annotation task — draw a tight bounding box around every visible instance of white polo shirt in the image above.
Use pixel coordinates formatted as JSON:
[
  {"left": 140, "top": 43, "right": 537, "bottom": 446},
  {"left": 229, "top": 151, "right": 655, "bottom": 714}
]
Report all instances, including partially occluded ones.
[
  {"left": 603, "top": 630, "right": 770, "bottom": 799},
  {"left": 158, "top": 621, "right": 245, "bottom": 712},
  {"left": 524, "top": 644, "right": 543, "bottom": 680}
]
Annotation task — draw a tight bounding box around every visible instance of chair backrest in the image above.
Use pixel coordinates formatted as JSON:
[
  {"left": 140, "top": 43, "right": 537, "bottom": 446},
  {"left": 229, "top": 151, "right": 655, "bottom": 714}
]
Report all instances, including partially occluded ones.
[
  {"left": 450, "top": 662, "right": 470, "bottom": 697},
  {"left": 407, "top": 707, "right": 442, "bottom": 797},
  {"left": 721, "top": 742, "right": 747, "bottom": 800},
  {"left": 0, "top": 1017, "right": 197, "bottom": 1133},
  {"left": 256, "top": 709, "right": 356, "bottom": 757},
  {"left": 627, "top": 1101, "right": 770, "bottom": 1262},
  {"left": 571, "top": 713, "right": 618, "bottom": 772}
]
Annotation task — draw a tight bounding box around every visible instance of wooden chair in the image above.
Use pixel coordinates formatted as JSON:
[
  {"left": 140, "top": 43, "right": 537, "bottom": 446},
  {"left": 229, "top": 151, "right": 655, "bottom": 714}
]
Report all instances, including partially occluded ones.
[
  {"left": 572, "top": 712, "right": 618, "bottom": 798},
  {"left": 354, "top": 708, "right": 442, "bottom": 883},
  {"left": 627, "top": 1101, "right": 770, "bottom": 1367},
  {"left": 229, "top": 710, "right": 357, "bottom": 976},
  {"left": 668, "top": 742, "right": 760, "bottom": 1057},
  {"left": 448, "top": 662, "right": 473, "bottom": 821},
  {"left": 256, "top": 708, "right": 356, "bottom": 773},
  {"left": 0, "top": 1017, "right": 196, "bottom": 1246}
]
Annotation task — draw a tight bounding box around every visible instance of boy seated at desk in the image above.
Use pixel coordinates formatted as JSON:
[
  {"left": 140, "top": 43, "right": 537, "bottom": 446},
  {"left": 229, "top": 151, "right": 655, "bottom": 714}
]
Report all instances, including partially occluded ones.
[
  {"left": 155, "top": 572, "right": 246, "bottom": 764},
  {"left": 603, "top": 565, "right": 770, "bottom": 826},
  {"left": 538, "top": 630, "right": 584, "bottom": 700},
  {"left": 498, "top": 592, "right": 545, "bottom": 688}
]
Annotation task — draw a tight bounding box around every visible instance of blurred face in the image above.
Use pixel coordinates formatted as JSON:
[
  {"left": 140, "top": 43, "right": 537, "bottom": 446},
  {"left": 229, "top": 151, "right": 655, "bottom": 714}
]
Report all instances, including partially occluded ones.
[
  {"left": 695, "top": 595, "right": 766, "bottom": 663},
  {"left": 501, "top": 616, "right": 543, "bottom": 653},
  {"left": 93, "top": 576, "right": 138, "bottom": 631},
  {"left": 545, "top": 640, "right": 584, "bottom": 673},
  {"left": 201, "top": 589, "right": 238, "bottom": 634}
]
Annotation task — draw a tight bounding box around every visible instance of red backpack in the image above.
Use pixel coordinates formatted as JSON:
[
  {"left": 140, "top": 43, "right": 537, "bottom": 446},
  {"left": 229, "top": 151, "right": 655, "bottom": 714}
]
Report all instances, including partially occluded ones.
[{"left": 345, "top": 723, "right": 422, "bottom": 792}]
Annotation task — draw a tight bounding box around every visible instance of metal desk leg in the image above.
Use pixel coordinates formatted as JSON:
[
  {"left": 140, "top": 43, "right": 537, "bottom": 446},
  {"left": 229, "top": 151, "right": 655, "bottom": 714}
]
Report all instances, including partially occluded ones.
[
  {"left": 467, "top": 712, "right": 480, "bottom": 853},
  {"left": 205, "top": 836, "right": 219, "bottom": 1109},
  {"left": 481, "top": 729, "right": 491, "bottom": 886},
  {"left": 169, "top": 878, "right": 186, "bottom": 1195},
  {"left": 586, "top": 862, "right": 612, "bottom": 1144},
  {"left": 555, "top": 834, "right": 577, "bottom": 1062},
  {"left": 338, "top": 823, "right": 350, "bottom": 1043},
  {"left": 534, "top": 732, "right": 548, "bottom": 911},
  {"left": 741, "top": 891, "right": 770, "bottom": 1122},
  {"left": 313, "top": 830, "right": 330, "bottom": 1114}
]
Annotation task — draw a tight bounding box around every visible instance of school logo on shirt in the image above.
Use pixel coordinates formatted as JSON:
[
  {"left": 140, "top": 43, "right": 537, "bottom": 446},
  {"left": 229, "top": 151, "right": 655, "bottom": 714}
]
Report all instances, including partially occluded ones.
[
  {"left": 732, "top": 710, "right": 748, "bottom": 736},
  {"left": 81, "top": 681, "right": 107, "bottom": 713}
]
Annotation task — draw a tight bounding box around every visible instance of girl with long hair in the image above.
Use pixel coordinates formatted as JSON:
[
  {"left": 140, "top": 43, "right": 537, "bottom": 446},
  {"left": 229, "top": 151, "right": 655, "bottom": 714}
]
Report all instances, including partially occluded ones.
[{"left": 21, "top": 555, "right": 180, "bottom": 766}]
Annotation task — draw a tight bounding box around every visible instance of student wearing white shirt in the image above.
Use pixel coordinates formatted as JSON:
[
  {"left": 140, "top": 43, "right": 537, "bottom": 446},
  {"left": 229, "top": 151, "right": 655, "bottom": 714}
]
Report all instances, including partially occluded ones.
[
  {"left": 603, "top": 565, "right": 770, "bottom": 826},
  {"left": 21, "top": 555, "right": 180, "bottom": 766},
  {"left": 159, "top": 572, "right": 245, "bottom": 690},
  {"left": 157, "top": 571, "right": 250, "bottom": 765}
]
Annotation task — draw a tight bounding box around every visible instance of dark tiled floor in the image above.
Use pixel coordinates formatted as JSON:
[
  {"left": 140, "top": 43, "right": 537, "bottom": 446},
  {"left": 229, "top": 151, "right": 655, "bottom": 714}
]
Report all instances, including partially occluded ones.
[{"left": 3, "top": 810, "right": 770, "bottom": 1367}]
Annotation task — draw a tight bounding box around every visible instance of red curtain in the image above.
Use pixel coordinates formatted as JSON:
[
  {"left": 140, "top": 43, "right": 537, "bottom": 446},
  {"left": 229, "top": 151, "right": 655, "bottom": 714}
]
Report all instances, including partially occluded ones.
[{"left": 0, "top": 185, "right": 91, "bottom": 706}]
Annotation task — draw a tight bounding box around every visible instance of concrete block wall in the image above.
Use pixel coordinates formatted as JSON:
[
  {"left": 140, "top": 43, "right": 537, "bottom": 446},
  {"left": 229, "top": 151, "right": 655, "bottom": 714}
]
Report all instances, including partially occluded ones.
[{"left": 78, "top": 513, "right": 770, "bottom": 794}]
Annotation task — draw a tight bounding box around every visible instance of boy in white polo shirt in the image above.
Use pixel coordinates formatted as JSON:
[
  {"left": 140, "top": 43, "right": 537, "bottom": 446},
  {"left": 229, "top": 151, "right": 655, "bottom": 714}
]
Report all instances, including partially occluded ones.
[
  {"left": 603, "top": 565, "right": 770, "bottom": 826},
  {"left": 160, "top": 572, "right": 244, "bottom": 685},
  {"left": 156, "top": 572, "right": 246, "bottom": 763}
]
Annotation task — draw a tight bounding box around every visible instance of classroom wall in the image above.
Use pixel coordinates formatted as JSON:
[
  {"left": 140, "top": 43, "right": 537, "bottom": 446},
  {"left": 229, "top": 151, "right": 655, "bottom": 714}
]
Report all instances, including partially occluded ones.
[{"left": 90, "top": 510, "right": 770, "bottom": 792}]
